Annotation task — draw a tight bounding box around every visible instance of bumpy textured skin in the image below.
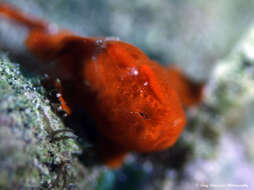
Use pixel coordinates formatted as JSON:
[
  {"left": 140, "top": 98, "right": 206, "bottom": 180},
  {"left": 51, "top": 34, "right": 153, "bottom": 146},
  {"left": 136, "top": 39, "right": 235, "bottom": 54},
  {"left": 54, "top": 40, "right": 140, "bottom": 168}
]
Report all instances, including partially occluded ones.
[
  {"left": 82, "top": 41, "right": 186, "bottom": 152},
  {"left": 0, "top": 3, "right": 204, "bottom": 167}
]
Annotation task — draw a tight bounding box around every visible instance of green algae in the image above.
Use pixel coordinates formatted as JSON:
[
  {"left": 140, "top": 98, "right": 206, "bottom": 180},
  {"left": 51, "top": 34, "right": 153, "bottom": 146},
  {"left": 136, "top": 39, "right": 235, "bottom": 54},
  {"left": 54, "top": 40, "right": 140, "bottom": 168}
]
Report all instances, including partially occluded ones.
[{"left": 0, "top": 53, "right": 104, "bottom": 189}]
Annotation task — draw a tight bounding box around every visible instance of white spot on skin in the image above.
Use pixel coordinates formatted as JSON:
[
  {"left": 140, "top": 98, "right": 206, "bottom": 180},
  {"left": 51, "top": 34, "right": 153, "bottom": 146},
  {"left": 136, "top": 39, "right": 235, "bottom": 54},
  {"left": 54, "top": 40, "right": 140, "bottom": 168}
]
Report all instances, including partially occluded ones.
[
  {"left": 95, "top": 39, "right": 106, "bottom": 49},
  {"left": 133, "top": 70, "right": 139, "bottom": 76},
  {"left": 144, "top": 81, "right": 149, "bottom": 86},
  {"left": 130, "top": 67, "right": 139, "bottom": 76}
]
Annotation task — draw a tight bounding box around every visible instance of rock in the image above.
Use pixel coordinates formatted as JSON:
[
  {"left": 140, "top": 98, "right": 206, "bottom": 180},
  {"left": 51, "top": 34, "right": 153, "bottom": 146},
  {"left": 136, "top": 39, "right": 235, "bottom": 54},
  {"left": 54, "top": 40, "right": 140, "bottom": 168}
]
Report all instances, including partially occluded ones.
[{"left": 0, "top": 54, "right": 104, "bottom": 189}]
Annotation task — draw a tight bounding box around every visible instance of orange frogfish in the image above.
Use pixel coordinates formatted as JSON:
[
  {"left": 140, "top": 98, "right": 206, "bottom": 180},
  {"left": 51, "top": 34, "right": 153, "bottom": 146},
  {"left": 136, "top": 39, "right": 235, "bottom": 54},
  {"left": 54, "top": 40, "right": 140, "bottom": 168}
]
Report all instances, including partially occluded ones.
[{"left": 0, "top": 3, "right": 203, "bottom": 168}]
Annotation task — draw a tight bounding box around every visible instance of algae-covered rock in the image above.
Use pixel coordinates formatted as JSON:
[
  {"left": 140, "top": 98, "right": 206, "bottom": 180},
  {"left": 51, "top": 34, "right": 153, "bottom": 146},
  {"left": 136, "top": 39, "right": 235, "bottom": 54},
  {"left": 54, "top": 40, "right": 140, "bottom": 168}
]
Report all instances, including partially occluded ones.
[{"left": 0, "top": 54, "right": 106, "bottom": 189}]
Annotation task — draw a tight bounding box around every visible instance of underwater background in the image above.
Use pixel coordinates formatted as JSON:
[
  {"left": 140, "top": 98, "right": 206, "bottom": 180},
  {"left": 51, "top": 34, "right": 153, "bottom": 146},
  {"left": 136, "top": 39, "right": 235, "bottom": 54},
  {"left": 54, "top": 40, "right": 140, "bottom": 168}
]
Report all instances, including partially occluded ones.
[{"left": 0, "top": 0, "right": 254, "bottom": 189}]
